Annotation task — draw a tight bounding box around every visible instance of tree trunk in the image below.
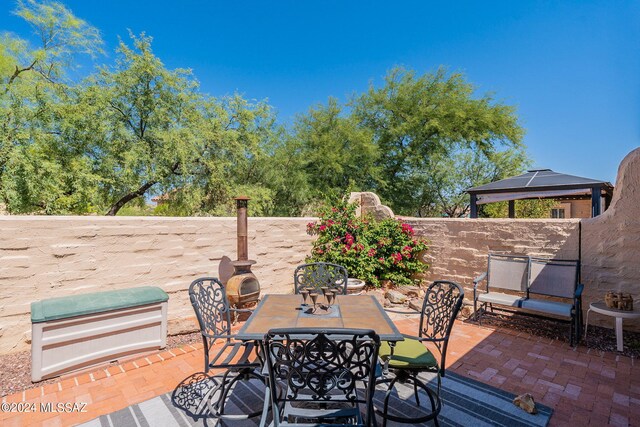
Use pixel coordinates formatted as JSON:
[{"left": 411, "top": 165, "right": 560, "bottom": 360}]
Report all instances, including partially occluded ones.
[
  {"left": 106, "top": 180, "right": 157, "bottom": 216},
  {"left": 105, "top": 162, "right": 180, "bottom": 216}
]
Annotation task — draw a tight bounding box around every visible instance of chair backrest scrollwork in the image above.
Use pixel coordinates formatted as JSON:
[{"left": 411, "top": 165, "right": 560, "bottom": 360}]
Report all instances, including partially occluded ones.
[
  {"left": 188, "top": 277, "right": 232, "bottom": 341},
  {"left": 264, "top": 328, "right": 380, "bottom": 426},
  {"left": 419, "top": 280, "right": 464, "bottom": 374}
]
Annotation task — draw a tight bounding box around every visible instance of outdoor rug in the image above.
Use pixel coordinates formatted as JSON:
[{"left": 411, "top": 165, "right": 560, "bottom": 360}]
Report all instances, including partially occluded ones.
[{"left": 78, "top": 371, "right": 552, "bottom": 427}]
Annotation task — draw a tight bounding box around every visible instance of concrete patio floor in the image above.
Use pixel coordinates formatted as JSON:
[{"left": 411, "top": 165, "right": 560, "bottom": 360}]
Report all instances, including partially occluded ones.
[{"left": 1, "top": 315, "right": 638, "bottom": 427}]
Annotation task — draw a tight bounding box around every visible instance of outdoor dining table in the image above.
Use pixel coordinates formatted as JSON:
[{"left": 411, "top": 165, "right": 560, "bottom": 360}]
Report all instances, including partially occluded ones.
[
  {"left": 235, "top": 293, "right": 404, "bottom": 343},
  {"left": 233, "top": 294, "right": 404, "bottom": 426}
]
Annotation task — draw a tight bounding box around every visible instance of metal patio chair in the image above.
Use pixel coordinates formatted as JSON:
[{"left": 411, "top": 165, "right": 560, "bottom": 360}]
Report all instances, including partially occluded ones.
[
  {"left": 376, "top": 280, "right": 464, "bottom": 427},
  {"left": 263, "top": 328, "right": 380, "bottom": 426},
  {"left": 293, "top": 262, "right": 348, "bottom": 295},
  {"left": 188, "top": 277, "right": 265, "bottom": 419}
]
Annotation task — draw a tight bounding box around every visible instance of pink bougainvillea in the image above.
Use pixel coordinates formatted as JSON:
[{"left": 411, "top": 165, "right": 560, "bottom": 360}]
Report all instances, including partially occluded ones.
[{"left": 306, "top": 200, "right": 429, "bottom": 287}]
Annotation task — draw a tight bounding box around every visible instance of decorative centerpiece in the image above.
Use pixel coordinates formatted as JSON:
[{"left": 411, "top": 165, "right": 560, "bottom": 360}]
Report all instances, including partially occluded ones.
[
  {"left": 605, "top": 292, "right": 634, "bottom": 311},
  {"left": 300, "top": 287, "right": 339, "bottom": 316}
]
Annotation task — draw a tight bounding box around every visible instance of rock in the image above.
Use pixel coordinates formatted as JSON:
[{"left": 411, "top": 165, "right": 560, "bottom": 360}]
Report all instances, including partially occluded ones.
[
  {"left": 383, "top": 298, "right": 391, "bottom": 308},
  {"left": 513, "top": 393, "right": 537, "bottom": 414},
  {"left": 459, "top": 305, "right": 473, "bottom": 319},
  {"left": 395, "top": 285, "right": 423, "bottom": 298},
  {"left": 408, "top": 299, "right": 423, "bottom": 312},
  {"left": 385, "top": 290, "right": 407, "bottom": 304}
]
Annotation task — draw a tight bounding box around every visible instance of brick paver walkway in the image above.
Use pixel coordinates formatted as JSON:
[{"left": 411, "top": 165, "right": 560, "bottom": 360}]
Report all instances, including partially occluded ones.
[{"left": 1, "top": 317, "right": 638, "bottom": 426}]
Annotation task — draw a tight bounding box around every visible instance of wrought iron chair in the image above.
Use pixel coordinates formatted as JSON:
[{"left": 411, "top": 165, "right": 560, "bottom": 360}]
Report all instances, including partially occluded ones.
[
  {"left": 263, "top": 328, "right": 380, "bottom": 426},
  {"left": 376, "top": 280, "right": 464, "bottom": 427},
  {"left": 293, "top": 262, "right": 348, "bottom": 295},
  {"left": 188, "top": 277, "right": 265, "bottom": 419}
]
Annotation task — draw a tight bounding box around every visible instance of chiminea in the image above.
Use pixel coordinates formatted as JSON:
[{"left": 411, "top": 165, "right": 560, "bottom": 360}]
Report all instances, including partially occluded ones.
[{"left": 226, "top": 196, "right": 260, "bottom": 308}]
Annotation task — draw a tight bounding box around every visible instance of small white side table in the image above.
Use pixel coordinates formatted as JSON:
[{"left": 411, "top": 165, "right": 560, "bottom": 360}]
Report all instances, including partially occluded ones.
[{"left": 585, "top": 302, "right": 640, "bottom": 352}]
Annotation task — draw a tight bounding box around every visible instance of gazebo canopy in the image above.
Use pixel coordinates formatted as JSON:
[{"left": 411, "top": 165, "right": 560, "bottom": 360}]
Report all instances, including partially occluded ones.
[{"left": 467, "top": 169, "right": 614, "bottom": 218}]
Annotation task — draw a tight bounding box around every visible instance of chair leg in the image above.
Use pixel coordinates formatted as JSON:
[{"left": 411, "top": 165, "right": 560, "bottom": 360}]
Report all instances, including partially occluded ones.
[
  {"left": 413, "top": 380, "right": 420, "bottom": 406},
  {"left": 209, "top": 368, "right": 266, "bottom": 420},
  {"left": 570, "top": 318, "right": 575, "bottom": 347},
  {"left": 375, "top": 372, "right": 442, "bottom": 425}
]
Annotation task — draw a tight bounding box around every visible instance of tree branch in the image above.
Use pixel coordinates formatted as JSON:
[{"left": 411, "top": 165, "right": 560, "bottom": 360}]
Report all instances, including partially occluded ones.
[
  {"left": 106, "top": 180, "right": 157, "bottom": 216},
  {"left": 3, "top": 59, "right": 38, "bottom": 94},
  {"left": 107, "top": 101, "right": 137, "bottom": 134},
  {"left": 105, "top": 162, "right": 181, "bottom": 215}
]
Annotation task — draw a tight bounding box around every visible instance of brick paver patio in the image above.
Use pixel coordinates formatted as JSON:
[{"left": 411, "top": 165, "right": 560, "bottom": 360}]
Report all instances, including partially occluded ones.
[{"left": 1, "top": 316, "right": 637, "bottom": 426}]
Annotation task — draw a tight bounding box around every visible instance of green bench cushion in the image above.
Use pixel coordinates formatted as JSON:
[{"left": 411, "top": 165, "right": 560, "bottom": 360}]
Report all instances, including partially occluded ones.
[
  {"left": 31, "top": 286, "right": 169, "bottom": 323},
  {"left": 379, "top": 337, "right": 438, "bottom": 369}
]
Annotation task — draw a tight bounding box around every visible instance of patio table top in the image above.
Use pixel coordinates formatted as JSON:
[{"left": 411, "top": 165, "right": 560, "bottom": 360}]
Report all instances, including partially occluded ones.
[{"left": 236, "top": 294, "right": 403, "bottom": 342}]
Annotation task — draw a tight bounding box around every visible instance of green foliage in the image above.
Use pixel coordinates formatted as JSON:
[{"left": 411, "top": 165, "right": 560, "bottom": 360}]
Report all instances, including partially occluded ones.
[
  {"left": 293, "top": 98, "right": 380, "bottom": 199},
  {"left": 350, "top": 66, "right": 524, "bottom": 216},
  {"left": 306, "top": 200, "right": 429, "bottom": 287},
  {"left": 418, "top": 145, "right": 530, "bottom": 217},
  {"left": 0, "top": 1, "right": 530, "bottom": 218},
  {"left": 116, "top": 203, "right": 155, "bottom": 216},
  {"left": 0, "top": 0, "right": 103, "bottom": 214},
  {"left": 481, "top": 199, "right": 557, "bottom": 218}
]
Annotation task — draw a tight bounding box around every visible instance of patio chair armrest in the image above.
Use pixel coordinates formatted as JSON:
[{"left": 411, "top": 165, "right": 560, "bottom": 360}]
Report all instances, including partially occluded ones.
[
  {"left": 416, "top": 336, "right": 446, "bottom": 344},
  {"left": 473, "top": 272, "right": 487, "bottom": 288},
  {"left": 230, "top": 307, "right": 254, "bottom": 314},
  {"left": 574, "top": 283, "right": 584, "bottom": 299}
]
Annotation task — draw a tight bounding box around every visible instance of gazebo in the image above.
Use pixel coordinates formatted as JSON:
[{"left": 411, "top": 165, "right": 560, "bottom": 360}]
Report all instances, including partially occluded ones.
[{"left": 467, "top": 169, "right": 614, "bottom": 218}]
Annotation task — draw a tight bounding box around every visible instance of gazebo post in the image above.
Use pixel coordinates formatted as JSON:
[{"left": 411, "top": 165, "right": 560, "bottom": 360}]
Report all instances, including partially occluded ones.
[
  {"left": 508, "top": 200, "right": 515, "bottom": 218},
  {"left": 604, "top": 192, "right": 612, "bottom": 211},
  {"left": 470, "top": 194, "right": 478, "bottom": 218},
  {"left": 591, "top": 185, "right": 602, "bottom": 217}
]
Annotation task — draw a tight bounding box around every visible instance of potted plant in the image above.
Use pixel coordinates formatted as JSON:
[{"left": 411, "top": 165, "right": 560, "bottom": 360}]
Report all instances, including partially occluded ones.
[{"left": 306, "top": 200, "right": 428, "bottom": 290}]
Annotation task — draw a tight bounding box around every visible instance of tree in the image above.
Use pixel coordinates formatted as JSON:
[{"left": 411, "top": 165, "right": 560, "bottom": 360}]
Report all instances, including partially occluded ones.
[
  {"left": 351, "top": 67, "right": 524, "bottom": 216},
  {"left": 0, "top": 0, "right": 103, "bottom": 214},
  {"left": 419, "top": 145, "right": 530, "bottom": 217},
  {"left": 481, "top": 198, "right": 556, "bottom": 218},
  {"left": 292, "top": 98, "right": 380, "bottom": 199},
  {"left": 78, "top": 33, "right": 281, "bottom": 216}
]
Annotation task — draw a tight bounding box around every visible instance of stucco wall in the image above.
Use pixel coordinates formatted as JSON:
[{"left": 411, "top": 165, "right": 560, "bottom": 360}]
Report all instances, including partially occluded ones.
[
  {"left": 582, "top": 147, "right": 640, "bottom": 322},
  {"left": 0, "top": 216, "right": 314, "bottom": 354},
  {"left": 0, "top": 214, "right": 581, "bottom": 355},
  {"left": 406, "top": 218, "right": 580, "bottom": 299}
]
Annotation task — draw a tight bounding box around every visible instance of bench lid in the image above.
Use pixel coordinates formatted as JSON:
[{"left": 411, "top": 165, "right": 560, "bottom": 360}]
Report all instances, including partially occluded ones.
[{"left": 31, "top": 286, "right": 169, "bottom": 323}]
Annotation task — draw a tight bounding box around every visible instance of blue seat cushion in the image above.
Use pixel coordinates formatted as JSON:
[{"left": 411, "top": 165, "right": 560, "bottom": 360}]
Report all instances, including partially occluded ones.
[{"left": 519, "top": 298, "right": 573, "bottom": 318}]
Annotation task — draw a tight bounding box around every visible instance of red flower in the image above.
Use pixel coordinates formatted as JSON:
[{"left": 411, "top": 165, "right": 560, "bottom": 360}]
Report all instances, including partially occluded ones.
[
  {"left": 319, "top": 225, "right": 327, "bottom": 232},
  {"left": 391, "top": 252, "right": 403, "bottom": 263},
  {"left": 401, "top": 223, "right": 414, "bottom": 235},
  {"left": 367, "top": 248, "right": 376, "bottom": 257},
  {"left": 345, "top": 233, "right": 355, "bottom": 245}
]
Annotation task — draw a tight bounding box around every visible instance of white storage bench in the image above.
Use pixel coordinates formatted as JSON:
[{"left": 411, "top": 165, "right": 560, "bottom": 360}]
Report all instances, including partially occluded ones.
[{"left": 31, "top": 286, "right": 169, "bottom": 382}]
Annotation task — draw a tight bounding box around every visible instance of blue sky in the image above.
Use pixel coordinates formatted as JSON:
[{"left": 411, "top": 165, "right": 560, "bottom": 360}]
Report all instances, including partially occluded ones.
[{"left": 1, "top": 0, "right": 638, "bottom": 183}]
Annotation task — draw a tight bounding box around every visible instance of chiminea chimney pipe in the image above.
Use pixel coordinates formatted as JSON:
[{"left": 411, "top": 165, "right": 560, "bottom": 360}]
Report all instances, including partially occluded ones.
[{"left": 234, "top": 196, "right": 250, "bottom": 261}]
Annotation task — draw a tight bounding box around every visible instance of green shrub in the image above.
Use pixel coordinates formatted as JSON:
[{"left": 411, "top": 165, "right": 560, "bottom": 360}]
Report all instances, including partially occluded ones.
[{"left": 306, "top": 200, "right": 428, "bottom": 287}]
